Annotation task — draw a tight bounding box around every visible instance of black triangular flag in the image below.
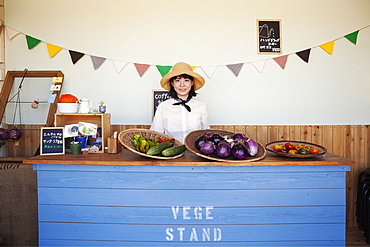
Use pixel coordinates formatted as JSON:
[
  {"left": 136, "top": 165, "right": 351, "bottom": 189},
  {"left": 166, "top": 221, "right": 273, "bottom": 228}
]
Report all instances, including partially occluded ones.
[
  {"left": 69, "top": 50, "right": 85, "bottom": 64},
  {"left": 296, "top": 49, "right": 311, "bottom": 63}
]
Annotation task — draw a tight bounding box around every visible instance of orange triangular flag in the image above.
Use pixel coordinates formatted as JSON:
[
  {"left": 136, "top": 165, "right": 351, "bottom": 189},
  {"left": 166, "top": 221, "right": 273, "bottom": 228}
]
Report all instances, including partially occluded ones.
[
  {"left": 134, "top": 63, "right": 150, "bottom": 77},
  {"left": 319, "top": 40, "right": 335, "bottom": 55},
  {"left": 46, "top": 43, "right": 62, "bottom": 58},
  {"left": 273, "top": 55, "right": 288, "bottom": 69}
]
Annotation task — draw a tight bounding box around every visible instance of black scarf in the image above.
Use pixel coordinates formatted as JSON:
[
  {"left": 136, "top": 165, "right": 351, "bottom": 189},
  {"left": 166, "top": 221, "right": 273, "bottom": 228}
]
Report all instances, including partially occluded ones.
[{"left": 173, "top": 97, "right": 191, "bottom": 112}]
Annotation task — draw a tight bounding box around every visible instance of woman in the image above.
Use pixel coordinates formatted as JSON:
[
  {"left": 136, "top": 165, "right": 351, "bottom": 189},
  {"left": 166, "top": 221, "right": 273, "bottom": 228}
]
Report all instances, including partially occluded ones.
[{"left": 150, "top": 62, "right": 210, "bottom": 143}]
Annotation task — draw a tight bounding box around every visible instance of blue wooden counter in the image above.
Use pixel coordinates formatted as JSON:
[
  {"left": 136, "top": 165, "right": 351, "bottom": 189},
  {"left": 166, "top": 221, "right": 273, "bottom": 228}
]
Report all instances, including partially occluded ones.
[{"left": 24, "top": 150, "right": 355, "bottom": 246}]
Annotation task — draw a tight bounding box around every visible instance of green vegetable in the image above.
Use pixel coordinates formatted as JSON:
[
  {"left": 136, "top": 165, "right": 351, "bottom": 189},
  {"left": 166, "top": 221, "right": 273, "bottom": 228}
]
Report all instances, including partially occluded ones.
[
  {"left": 146, "top": 141, "right": 173, "bottom": 156},
  {"left": 162, "top": 145, "right": 186, "bottom": 157}
]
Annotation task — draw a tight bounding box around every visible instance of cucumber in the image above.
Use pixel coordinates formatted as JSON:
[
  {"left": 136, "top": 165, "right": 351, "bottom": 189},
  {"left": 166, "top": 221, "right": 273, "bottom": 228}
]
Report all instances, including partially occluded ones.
[
  {"left": 146, "top": 141, "right": 173, "bottom": 156},
  {"left": 162, "top": 145, "right": 186, "bottom": 157}
]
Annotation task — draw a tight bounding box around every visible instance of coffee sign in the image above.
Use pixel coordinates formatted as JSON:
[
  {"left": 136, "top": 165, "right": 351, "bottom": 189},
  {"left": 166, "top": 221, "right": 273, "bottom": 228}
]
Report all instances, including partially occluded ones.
[{"left": 257, "top": 19, "right": 282, "bottom": 54}]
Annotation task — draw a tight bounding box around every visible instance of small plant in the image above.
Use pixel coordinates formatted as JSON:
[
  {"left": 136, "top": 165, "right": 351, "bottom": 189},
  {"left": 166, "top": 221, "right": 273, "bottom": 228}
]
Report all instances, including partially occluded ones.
[{"left": 98, "top": 100, "right": 105, "bottom": 106}]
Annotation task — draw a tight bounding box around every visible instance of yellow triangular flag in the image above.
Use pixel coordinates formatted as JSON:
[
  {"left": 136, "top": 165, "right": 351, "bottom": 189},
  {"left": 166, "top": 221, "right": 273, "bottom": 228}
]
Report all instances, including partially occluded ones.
[
  {"left": 191, "top": 66, "right": 196, "bottom": 70},
  {"left": 319, "top": 40, "right": 335, "bottom": 55},
  {"left": 46, "top": 43, "right": 62, "bottom": 58}
]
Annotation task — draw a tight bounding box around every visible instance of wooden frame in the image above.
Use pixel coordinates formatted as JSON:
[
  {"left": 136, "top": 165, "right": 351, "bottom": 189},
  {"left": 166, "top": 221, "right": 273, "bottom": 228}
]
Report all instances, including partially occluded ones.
[
  {"left": 257, "top": 19, "right": 282, "bottom": 54},
  {"left": 0, "top": 70, "right": 64, "bottom": 127}
]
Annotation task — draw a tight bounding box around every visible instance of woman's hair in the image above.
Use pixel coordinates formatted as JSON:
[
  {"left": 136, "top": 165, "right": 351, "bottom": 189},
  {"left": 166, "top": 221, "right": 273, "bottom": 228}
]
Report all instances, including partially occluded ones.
[{"left": 169, "top": 74, "right": 197, "bottom": 99}]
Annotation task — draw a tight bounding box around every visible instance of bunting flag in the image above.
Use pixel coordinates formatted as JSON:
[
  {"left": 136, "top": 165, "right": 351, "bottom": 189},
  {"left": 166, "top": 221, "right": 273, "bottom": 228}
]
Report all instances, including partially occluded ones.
[
  {"left": 6, "top": 26, "right": 20, "bottom": 39},
  {"left": 319, "top": 40, "right": 335, "bottom": 55},
  {"left": 296, "top": 49, "right": 311, "bottom": 63},
  {"left": 46, "top": 43, "right": 62, "bottom": 58},
  {"left": 227, "top": 63, "right": 244, "bottom": 76},
  {"left": 26, "top": 35, "right": 41, "bottom": 49},
  {"left": 345, "top": 30, "right": 359, "bottom": 45},
  {"left": 91, "top": 55, "right": 106, "bottom": 70},
  {"left": 273, "top": 55, "right": 288, "bottom": 69},
  {"left": 201, "top": 65, "right": 218, "bottom": 78},
  {"left": 134, "top": 63, "right": 150, "bottom": 77},
  {"left": 4, "top": 24, "right": 369, "bottom": 77},
  {"left": 156, "top": 65, "right": 172, "bottom": 77},
  {"left": 112, "top": 60, "right": 128, "bottom": 73},
  {"left": 69, "top": 50, "right": 85, "bottom": 64},
  {"left": 251, "top": 60, "right": 266, "bottom": 73}
]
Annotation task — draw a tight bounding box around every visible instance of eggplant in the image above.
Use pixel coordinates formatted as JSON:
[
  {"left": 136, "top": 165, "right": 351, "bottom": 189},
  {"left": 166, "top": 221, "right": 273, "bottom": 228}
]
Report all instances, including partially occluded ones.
[
  {"left": 231, "top": 142, "right": 248, "bottom": 159},
  {"left": 200, "top": 141, "right": 216, "bottom": 155},
  {"left": 245, "top": 138, "right": 259, "bottom": 156},
  {"left": 195, "top": 135, "right": 208, "bottom": 150},
  {"left": 232, "top": 133, "right": 246, "bottom": 141},
  {"left": 216, "top": 142, "right": 231, "bottom": 158},
  {"left": 209, "top": 133, "right": 224, "bottom": 144}
]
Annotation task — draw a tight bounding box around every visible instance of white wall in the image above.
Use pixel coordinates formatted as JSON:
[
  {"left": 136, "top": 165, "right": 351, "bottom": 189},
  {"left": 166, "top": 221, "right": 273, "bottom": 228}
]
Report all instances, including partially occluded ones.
[{"left": 4, "top": 0, "right": 370, "bottom": 125}]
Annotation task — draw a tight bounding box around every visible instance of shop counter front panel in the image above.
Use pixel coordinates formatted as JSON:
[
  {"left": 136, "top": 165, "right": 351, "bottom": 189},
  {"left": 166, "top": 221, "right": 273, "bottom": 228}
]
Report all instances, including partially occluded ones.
[{"left": 34, "top": 164, "right": 350, "bottom": 246}]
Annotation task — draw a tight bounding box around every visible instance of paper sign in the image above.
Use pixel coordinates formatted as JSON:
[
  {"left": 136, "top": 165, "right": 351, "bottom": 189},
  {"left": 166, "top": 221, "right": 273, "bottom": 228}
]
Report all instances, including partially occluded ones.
[
  {"left": 52, "top": 77, "right": 63, "bottom": 83},
  {"left": 50, "top": 84, "right": 61, "bottom": 91},
  {"left": 48, "top": 93, "right": 56, "bottom": 103}
]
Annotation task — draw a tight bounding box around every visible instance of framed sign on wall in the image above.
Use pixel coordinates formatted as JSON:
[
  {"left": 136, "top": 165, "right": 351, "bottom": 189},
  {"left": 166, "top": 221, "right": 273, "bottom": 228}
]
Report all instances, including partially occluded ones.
[
  {"left": 257, "top": 19, "right": 282, "bottom": 54},
  {"left": 40, "top": 127, "right": 64, "bottom": 155},
  {"left": 152, "top": 90, "right": 170, "bottom": 118}
]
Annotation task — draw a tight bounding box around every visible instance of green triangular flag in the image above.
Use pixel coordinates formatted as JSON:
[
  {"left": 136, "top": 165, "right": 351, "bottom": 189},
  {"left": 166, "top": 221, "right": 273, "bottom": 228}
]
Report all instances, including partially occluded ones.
[
  {"left": 156, "top": 65, "right": 172, "bottom": 77},
  {"left": 344, "top": 30, "right": 359, "bottom": 45},
  {"left": 26, "top": 35, "right": 41, "bottom": 49}
]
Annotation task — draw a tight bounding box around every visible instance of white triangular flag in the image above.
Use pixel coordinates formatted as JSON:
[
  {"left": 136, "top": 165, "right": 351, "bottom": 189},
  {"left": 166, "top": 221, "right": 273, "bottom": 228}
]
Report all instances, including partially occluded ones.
[
  {"left": 200, "top": 65, "right": 218, "bottom": 78},
  {"left": 251, "top": 60, "right": 266, "bottom": 73},
  {"left": 6, "top": 26, "right": 20, "bottom": 40},
  {"left": 112, "top": 60, "right": 128, "bottom": 73}
]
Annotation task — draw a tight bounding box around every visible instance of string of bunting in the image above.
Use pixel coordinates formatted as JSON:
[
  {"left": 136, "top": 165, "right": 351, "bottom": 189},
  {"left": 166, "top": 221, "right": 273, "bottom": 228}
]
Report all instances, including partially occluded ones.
[{"left": 2, "top": 24, "right": 369, "bottom": 78}]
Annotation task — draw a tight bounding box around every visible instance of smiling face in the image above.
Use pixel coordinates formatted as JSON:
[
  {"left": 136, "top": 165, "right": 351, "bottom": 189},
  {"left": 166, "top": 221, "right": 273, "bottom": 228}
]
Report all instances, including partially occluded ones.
[{"left": 170, "top": 75, "right": 195, "bottom": 100}]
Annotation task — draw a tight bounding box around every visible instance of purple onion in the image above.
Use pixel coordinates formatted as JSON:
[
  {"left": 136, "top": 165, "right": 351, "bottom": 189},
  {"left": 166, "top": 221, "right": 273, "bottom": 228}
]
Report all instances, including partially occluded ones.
[
  {"left": 8, "top": 127, "right": 21, "bottom": 140},
  {"left": 0, "top": 128, "right": 9, "bottom": 141}
]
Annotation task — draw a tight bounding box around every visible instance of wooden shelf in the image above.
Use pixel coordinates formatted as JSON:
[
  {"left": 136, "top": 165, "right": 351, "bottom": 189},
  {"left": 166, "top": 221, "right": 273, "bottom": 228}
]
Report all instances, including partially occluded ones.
[{"left": 54, "top": 113, "right": 112, "bottom": 153}]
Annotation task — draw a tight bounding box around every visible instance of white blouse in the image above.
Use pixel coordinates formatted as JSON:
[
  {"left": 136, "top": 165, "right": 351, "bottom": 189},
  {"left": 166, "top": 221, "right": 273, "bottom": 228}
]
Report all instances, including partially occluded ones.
[{"left": 150, "top": 98, "right": 210, "bottom": 143}]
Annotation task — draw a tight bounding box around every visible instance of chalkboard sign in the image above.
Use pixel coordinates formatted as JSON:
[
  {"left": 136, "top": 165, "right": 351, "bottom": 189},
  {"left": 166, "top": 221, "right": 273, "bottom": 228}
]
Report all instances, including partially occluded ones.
[
  {"left": 152, "top": 90, "right": 170, "bottom": 118},
  {"left": 257, "top": 19, "right": 282, "bottom": 54},
  {"left": 40, "top": 127, "right": 65, "bottom": 155}
]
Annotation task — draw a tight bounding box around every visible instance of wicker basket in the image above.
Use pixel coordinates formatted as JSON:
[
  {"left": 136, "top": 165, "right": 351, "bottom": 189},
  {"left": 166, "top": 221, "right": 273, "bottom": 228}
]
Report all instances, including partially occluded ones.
[
  {"left": 184, "top": 129, "right": 266, "bottom": 162},
  {"left": 118, "top": 129, "right": 185, "bottom": 159},
  {"left": 265, "top": 140, "right": 327, "bottom": 158}
]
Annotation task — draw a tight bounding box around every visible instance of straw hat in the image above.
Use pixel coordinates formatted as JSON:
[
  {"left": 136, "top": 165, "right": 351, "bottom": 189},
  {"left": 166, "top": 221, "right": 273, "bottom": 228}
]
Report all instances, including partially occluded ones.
[{"left": 160, "top": 62, "right": 205, "bottom": 91}]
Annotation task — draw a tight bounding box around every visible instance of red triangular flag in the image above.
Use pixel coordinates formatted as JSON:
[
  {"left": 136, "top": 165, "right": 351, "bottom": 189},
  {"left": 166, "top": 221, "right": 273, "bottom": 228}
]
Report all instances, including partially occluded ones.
[
  {"left": 69, "top": 50, "right": 85, "bottom": 64},
  {"left": 134, "top": 63, "right": 150, "bottom": 77},
  {"left": 296, "top": 49, "right": 311, "bottom": 63},
  {"left": 273, "top": 55, "right": 288, "bottom": 69}
]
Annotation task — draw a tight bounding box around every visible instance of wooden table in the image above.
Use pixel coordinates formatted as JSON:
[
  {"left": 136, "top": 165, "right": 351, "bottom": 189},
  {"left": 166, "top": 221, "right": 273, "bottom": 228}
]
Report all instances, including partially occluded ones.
[{"left": 24, "top": 150, "right": 356, "bottom": 246}]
